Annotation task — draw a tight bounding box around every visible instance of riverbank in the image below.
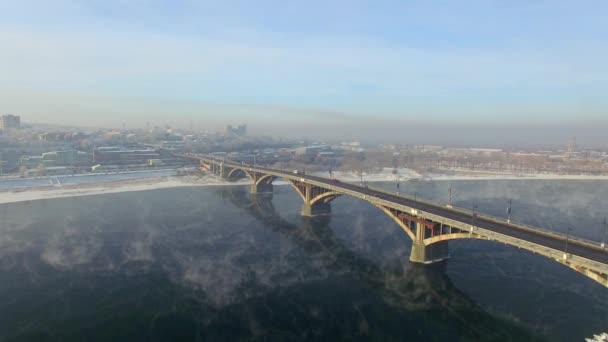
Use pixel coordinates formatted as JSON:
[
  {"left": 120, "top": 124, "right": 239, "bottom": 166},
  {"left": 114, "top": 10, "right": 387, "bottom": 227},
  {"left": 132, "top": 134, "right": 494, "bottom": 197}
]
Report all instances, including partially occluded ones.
[
  {"left": 0, "top": 175, "right": 249, "bottom": 205},
  {"left": 2, "top": 168, "right": 608, "bottom": 205}
]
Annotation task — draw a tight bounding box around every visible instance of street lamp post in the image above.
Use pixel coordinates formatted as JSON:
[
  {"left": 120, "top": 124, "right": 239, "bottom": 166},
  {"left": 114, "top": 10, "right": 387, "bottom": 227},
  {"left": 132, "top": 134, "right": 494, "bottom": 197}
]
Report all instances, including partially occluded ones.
[
  {"left": 448, "top": 187, "right": 452, "bottom": 206},
  {"left": 360, "top": 168, "right": 363, "bottom": 186},
  {"left": 507, "top": 199, "right": 512, "bottom": 223},
  {"left": 564, "top": 227, "right": 572, "bottom": 258},
  {"left": 602, "top": 217, "right": 607, "bottom": 249},
  {"left": 395, "top": 175, "right": 400, "bottom": 195},
  {"left": 472, "top": 204, "right": 478, "bottom": 226}
]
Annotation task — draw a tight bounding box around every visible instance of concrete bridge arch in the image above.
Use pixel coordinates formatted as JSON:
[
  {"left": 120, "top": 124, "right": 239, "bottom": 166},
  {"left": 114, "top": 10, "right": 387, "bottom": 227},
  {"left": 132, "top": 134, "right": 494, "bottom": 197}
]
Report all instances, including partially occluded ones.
[{"left": 177, "top": 154, "right": 608, "bottom": 288}]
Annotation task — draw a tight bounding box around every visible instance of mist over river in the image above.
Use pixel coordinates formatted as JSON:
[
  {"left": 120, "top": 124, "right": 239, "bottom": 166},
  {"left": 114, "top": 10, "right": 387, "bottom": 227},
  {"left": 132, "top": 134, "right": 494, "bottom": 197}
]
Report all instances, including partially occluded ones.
[{"left": 0, "top": 180, "right": 607, "bottom": 341}]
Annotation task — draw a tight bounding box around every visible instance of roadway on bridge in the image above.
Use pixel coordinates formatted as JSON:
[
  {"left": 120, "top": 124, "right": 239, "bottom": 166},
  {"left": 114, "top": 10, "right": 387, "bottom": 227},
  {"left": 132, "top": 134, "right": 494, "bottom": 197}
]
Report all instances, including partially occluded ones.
[{"left": 245, "top": 164, "right": 608, "bottom": 265}]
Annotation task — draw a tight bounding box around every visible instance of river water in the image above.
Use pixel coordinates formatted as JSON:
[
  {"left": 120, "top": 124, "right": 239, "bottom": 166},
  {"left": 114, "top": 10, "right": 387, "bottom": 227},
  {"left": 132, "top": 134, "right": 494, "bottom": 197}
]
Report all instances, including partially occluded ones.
[{"left": 0, "top": 180, "right": 606, "bottom": 341}]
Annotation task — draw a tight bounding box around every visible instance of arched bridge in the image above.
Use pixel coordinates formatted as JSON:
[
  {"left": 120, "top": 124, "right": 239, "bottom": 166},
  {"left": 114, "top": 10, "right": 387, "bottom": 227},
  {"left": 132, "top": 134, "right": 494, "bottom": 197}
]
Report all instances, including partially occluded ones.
[{"left": 176, "top": 153, "right": 608, "bottom": 288}]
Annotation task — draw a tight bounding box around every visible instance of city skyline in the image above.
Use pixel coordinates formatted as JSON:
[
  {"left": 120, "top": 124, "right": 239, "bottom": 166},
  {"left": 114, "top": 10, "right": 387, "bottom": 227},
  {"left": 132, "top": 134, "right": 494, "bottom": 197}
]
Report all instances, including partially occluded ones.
[{"left": 1, "top": 1, "right": 607, "bottom": 131}]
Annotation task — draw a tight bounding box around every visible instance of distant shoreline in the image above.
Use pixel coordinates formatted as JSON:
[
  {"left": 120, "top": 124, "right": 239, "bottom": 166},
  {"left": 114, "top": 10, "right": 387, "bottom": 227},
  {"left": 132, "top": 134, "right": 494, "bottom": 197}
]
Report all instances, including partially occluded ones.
[
  {"left": 318, "top": 168, "right": 608, "bottom": 182},
  {"left": 0, "top": 176, "right": 247, "bottom": 205},
  {"left": 1, "top": 170, "right": 608, "bottom": 205}
]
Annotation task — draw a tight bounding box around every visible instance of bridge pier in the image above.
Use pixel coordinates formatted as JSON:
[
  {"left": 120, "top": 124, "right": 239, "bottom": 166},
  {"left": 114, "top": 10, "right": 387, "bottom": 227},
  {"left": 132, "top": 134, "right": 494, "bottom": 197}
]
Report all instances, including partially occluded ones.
[
  {"left": 409, "top": 241, "right": 449, "bottom": 264},
  {"left": 301, "top": 202, "right": 332, "bottom": 217},
  {"left": 219, "top": 165, "right": 230, "bottom": 179},
  {"left": 409, "top": 220, "right": 449, "bottom": 264},
  {"left": 251, "top": 182, "right": 274, "bottom": 194},
  {"left": 210, "top": 163, "right": 225, "bottom": 178}
]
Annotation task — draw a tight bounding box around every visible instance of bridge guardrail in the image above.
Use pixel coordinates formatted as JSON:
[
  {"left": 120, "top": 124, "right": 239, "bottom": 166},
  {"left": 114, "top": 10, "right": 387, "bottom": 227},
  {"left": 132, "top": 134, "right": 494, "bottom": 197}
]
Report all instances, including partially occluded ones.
[{"left": 181, "top": 154, "right": 605, "bottom": 251}]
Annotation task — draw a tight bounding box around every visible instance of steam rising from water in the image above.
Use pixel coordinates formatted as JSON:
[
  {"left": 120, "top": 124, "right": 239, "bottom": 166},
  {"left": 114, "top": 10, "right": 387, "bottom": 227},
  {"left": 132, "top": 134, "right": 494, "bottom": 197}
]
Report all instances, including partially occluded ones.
[{"left": 0, "top": 181, "right": 606, "bottom": 341}]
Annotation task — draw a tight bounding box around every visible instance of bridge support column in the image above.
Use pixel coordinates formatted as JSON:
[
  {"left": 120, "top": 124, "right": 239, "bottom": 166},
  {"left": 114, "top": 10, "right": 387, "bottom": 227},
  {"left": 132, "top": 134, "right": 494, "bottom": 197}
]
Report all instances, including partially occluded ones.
[
  {"left": 211, "top": 163, "right": 223, "bottom": 177},
  {"left": 298, "top": 183, "right": 333, "bottom": 217},
  {"left": 251, "top": 182, "right": 273, "bottom": 194},
  {"left": 409, "top": 220, "right": 449, "bottom": 264},
  {"left": 219, "top": 166, "right": 229, "bottom": 179},
  {"left": 250, "top": 174, "right": 277, "bottom": 195},
  {"left": 301, "top": 202, "right": 331, "bottom": 217},
  {"left": 410, "top": 241, "right": 449, "bottom": 264}
]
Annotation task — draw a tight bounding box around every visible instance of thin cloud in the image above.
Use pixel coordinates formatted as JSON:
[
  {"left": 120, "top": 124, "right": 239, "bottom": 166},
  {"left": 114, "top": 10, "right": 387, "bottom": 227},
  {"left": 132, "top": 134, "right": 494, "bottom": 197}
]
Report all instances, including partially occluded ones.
[{"left": 0, "top": 0, "right": 607, "bottom": 127}]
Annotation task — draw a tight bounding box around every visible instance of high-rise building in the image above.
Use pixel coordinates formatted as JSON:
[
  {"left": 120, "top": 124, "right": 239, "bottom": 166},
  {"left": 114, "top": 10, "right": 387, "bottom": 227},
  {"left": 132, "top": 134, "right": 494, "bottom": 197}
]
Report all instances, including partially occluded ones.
[
  {"left": 225, "top": 124, "right": 247, "bottom": 137},
  {"left": 0, "top": 114, "right": 21, "bottom": 130},
  {"left": 237, "top": 124, "right": 247, "bottom": 136}
]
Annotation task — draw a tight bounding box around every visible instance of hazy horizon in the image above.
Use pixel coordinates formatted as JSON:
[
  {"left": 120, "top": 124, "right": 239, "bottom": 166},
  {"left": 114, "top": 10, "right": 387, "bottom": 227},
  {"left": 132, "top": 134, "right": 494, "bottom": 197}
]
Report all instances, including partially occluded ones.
[
  {"left": 20, "top": 118, "right": 607, "bottom": 149},
  {"left": 1, "top": 0, "right": 607, "bottom": 146}
]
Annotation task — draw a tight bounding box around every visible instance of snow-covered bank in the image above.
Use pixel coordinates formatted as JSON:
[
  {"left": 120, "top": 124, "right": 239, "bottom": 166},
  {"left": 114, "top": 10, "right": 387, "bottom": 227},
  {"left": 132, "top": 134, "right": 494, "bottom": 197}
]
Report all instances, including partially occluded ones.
[
  {"left": 0, "top": 169, "right": 178, "bottom": 190},
  {"left": 425, "top": 172, "right": 608, "bottom": 181},
  {"left": 2, "top": 167, "right": 608, "bottom": 205},
  {"left": 311, "top": 168, "right": 422, "bottom": 183},
  {"left": 0, "top": 175, "right": 250, "bottom": 205}
]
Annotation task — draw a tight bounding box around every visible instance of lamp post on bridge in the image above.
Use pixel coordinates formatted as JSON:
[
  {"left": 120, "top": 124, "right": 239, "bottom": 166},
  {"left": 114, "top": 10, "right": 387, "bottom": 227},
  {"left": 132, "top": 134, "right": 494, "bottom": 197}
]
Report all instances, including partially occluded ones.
[
  {"left": 448, "top": 187, "right": 452, "bottom": 206},
  {"left": 359, "top": 167, "right": 364, "bottom": 186},
  {"left": 507, "top": 198, "right": 512, "bottom": 223},
  {"left": 395, "top": 175, "right": 401, "bottom": 195},
  {"left": 602, "top": 217, "right": 607, "bottom": 249},
  {"left": 472, "top": 204, "right": 478, "bottom": 225},
  {"left": 564, "top": 227, "right": 572, "bottom": 259}
]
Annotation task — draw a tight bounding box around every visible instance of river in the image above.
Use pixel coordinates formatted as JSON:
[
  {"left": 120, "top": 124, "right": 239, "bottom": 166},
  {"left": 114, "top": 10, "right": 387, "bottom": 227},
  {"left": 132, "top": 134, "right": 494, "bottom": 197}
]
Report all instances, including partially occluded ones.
[{"left": 0, "top": 180, "right": 606, "bottom": 341}]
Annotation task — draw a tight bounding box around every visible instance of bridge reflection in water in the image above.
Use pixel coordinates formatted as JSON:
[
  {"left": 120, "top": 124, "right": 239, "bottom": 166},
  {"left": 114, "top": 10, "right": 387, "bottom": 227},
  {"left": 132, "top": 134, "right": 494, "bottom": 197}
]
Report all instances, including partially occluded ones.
[
  {"left": 217, "top": 187, "right": 543, "bottom": 340},
  {"left": 179, "top": 154, "right": 608, "bottom": 288}
]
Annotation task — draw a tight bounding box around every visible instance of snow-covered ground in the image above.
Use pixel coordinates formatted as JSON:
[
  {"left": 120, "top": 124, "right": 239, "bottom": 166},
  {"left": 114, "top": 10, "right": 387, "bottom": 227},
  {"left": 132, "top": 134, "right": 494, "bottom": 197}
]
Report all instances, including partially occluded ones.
[
  {"left": 311, "top": 167, "right": 421, "bottom": 183},
  {"left": 0, "top": 169, "right": 178, "bottom": 190},
  {"left": 0, "top": 174, "right": 250, "bottom": 205},
  {"left": 2, "top": 166, "right": 608, "bottom": 205},
  {"left": 426, "top": 172, "right": 608, "bottom": 181}
]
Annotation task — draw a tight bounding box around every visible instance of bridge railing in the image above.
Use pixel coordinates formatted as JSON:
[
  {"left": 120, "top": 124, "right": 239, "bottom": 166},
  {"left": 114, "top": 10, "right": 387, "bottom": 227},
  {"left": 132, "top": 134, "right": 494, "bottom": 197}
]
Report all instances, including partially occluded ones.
[{"left": 353, "top": 181, "right": 605, "bottom": 250}]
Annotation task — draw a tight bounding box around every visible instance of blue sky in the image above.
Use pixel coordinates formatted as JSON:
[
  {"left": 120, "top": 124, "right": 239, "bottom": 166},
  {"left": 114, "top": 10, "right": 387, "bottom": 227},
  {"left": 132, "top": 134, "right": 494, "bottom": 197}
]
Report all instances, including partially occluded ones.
[{"left": 0, "top": 0, "right": 607, "bottom": 129}]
